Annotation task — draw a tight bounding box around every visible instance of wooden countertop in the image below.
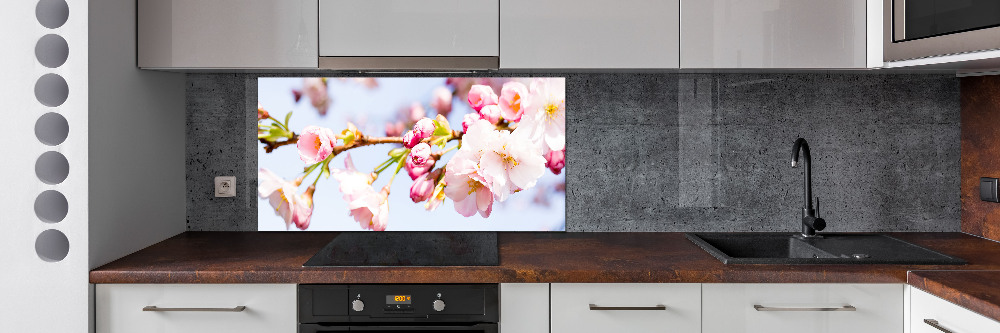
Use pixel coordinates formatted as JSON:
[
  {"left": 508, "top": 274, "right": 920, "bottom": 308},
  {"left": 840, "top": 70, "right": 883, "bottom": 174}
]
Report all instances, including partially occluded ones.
[
  {"left": 908, "top": 270, "right": 1000, "bottom": 323},
  {"left": 90, "top": 232, "right": 1000, "bottom": 322},
  {"left": 90, "top": 231, "right": 1000, "bottom": 284}
]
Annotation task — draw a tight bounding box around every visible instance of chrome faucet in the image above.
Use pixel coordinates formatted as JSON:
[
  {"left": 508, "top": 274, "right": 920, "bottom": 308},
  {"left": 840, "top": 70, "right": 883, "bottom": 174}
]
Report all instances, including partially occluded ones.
[{"left": 791, "top": 138, "right": 826, "bottom": 238}]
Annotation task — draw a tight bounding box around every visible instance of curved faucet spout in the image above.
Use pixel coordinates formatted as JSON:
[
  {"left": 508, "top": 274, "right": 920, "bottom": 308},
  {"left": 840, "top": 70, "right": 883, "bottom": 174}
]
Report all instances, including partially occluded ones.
[
  {"left": 791, "top": 138, "right": 824, "bottom": 237},
  {"left": 791, "top": 138, "right": 812, "bottom": 210}
]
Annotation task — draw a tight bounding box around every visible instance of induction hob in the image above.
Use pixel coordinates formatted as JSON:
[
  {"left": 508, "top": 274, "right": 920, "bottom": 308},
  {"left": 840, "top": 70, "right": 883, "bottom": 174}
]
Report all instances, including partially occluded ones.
[{"left": 303, "top": 232, "right": 499, "bottom": 266}]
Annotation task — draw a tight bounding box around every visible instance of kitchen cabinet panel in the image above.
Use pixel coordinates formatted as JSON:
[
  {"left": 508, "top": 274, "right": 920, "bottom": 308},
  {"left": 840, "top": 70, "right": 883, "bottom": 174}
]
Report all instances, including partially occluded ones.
[
  {"left": 500, "top": 0, "right": 680, "bottom": 68},
  {"left": 500, "top": 284, "right": 549, "bottom": 333},
  {"left": 96, "top": 284, "right": 296, "bottom": 333},
  {"left": 702, "top": 283, "right": 903, "bottom": 333},
  {"left": 551, "top": 283, "right": 700, "bottom": 333},
  {"left": 138, "top": 0, "right": 318, "bottom": 69},
  {"left": 911, "top": 287, "right": 1000, "bottom": 333},
  {"left": 681, "top": 0, "right": 869, "bottom": 68},
  {"left": 319, "top": 0, "right": 499, "bottom": 57}
]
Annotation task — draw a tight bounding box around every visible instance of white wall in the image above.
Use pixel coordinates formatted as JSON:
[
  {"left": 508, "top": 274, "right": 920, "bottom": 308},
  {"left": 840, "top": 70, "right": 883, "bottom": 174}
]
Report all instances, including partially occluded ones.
[
  {"left": 88, "top": 0, "right": 186, "bottom": 271},
  {"left": 0, "top": 0, "right": 90, "bottom": 331}
]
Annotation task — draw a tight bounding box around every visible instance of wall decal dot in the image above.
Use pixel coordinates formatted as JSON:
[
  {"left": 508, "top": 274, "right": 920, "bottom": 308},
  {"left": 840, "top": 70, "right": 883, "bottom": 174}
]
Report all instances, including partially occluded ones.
[
  {"left": 34, "top": 190, "right": 68, "bottom": 223},
  {"left": 36, "top": 0, "right": 69, "bottom": 29},
  {"left": 35, "top": 229, "right": 69, "bottom": 262},
  {"left": 34, "top": 73, "right": 69, "bottom": 107},
  {"left": 35, "top": 151, "right": 69, "bottom": 185},
  {"left": 35, "top": 34, "right": 69, "bottom": 68},
  {"left": 35, "top": 112, "right": 69, "bottom": 146}
]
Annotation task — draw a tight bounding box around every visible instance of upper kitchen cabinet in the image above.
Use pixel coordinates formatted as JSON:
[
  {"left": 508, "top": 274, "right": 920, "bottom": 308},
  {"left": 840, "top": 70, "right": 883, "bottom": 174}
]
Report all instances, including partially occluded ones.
[
  {"left": 681, "top": 0, "right": 879, "bottom": 69},
  {"left": 138, "top": 0, "right": 318, "bottom": 69},
  {"left": 318, "top": 0, "right": 500, "bottom": 70},
  {"left": 500, "top": 0, "right": 680, "bottom": 69}
]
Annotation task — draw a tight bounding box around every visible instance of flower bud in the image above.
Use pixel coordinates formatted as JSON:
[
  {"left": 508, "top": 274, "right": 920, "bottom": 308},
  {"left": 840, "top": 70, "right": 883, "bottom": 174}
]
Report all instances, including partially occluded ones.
[
  {"left": 462, "top": 113, "right": 482, "bottom": 133},
  {"left": 545, "top": 149, "right": 566, "bottom": 175},
  {"left": 402, "top": 130, "right": 421, "bottom": 149},
  {"left": 410, "top": 143, "right": 432, "bottom": 166},
  {"left": 410, "top": 171, "right": 437, "bottom": 203},
  {"left": 467, "top": 84, "right": 499, "bottom": 112},
  {"left": 409, "top": 102, "right": 426, "bottom": 122},
  {"left": 479, "top": 104, "right": 501, "bottom": 124},
  {"left": 430, "top": 87, "right": 453, "bottom": 116},
  {"left": 405, "top": 156, "right": 434, "bottom": 180},
  {"left": 413, "top": 118, "right": 435, "bottom": 140}
]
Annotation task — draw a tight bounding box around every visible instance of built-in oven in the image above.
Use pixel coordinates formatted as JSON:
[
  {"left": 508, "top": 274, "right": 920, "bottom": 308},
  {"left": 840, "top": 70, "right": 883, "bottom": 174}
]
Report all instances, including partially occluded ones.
[
  {"left": 884, "top": 0, "right": 1000, "bottom": 61},
  {"left": 299, "top": 284, "right": 498, "bottom": 333}
]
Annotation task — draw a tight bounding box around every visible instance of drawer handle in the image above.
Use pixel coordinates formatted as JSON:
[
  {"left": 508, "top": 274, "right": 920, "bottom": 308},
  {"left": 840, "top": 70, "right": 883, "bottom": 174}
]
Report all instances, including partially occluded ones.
[
  {"left": 589, "top": 304, "right": 667, "bottom": 311},
  {"left": 143, "top": 306, "right": 247, "bottom": 312},
  {"left": 924, "top": 319, "right": 955, "bottom": 333},
  {"left": 753, "top": 305, "right": 856, "bottom": 312}
]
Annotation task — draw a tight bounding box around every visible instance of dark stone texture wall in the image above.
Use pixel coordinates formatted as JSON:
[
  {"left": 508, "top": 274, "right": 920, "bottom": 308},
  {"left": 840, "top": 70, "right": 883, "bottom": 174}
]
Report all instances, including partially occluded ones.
[{"left": 187, "top": 73, "right": 961, "bottom": 232}]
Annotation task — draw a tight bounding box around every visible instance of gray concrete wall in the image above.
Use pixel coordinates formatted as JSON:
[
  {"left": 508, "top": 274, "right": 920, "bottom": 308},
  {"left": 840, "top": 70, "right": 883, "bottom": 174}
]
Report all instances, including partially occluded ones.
[{"left": 186, "top": 73, "right": 960, "bottom": 232}]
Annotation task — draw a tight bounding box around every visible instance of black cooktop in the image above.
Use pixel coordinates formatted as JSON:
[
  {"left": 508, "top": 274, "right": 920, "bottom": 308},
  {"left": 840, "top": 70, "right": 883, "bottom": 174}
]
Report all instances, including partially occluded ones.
[{"left": 303, "top": 232, "right": 499, "bottom": 267}]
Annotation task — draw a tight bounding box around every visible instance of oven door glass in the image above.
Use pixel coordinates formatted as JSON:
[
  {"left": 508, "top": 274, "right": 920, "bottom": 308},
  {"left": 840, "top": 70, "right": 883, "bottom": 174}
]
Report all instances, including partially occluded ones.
[{"left": 902, "top": 0, "right": 1000, "bottom": 40}]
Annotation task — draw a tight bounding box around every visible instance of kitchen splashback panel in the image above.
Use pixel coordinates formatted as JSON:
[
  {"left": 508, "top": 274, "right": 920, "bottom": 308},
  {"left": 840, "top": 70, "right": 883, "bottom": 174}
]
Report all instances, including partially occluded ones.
[{"left": 187, "top": 73, "right": 960, "bottom": 232}]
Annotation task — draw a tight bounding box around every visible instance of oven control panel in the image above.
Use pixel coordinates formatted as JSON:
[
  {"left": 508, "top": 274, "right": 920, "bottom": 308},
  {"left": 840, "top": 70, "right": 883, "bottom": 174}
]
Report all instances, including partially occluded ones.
[{"left": 299, "top": 284, "right": 498, "bottom": 323}]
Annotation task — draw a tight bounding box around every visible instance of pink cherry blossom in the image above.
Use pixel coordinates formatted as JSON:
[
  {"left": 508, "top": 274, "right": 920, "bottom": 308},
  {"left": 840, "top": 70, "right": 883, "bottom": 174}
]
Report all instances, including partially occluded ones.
[
  {"left": 402, "top": 130, "right": 421, "bottom": 149},
  {"left": 348, "top": 186, "right": 390, "bottom": 231},
  {"left": 291, "top": 186, "right": 315, "bottom": 230},
  {"left": 499, "top": 82, "right": 530, "bottom": 122},
  {"left": 443, "top": 150, "right": 494, "bottom": 218},
  {"left": 430, "top": 87, "right": 453, "bottom": 116},
  {"left": 413, "top": 118, "right": 436, "bottom": 139},
  {"left": 257, "top": 102, "right": 269, "bottom": 121},
  {"left": 406, "top": 157, "right": 434, "bottom": 180},
  {"left": 475, "top": 126, "right": 547, "bottom": 202},
  {"left": 409, "top": 102, "right": 426, "bottom": 122},
  {"left": 519, "top": 78, "right": 566, "bottom": 152},
  {"left": 410, "top": 170, "right": 438, "bottom": 203},
  {"left": 545, "top": 149, "right": 565, "bottom": 175},
  {"left": 258, "top": 168, "right": 304, "bottom": 230},
  {"left": 467, "top": 84, "right": 498, "bottom": 112},
  {"left": 303, "top": 78, "right": 330, "bottom": 115},
  {"left": 462, "top": 113, "right": 482, "bottom": 133},
  {"left": 385, "top": 121, "right": 405, "bottom": 137},
  {"left": 331, "top": 153, "right": 376, "bottom": 203},
  {"left": 479, "top": 104, "right": 501, "bottom": 124},
  {"left": 297, "top": 126, "right": 337, "bottom": 164},
  {"left": 410, "top": 142, "right": 432, "bottom": 166}
]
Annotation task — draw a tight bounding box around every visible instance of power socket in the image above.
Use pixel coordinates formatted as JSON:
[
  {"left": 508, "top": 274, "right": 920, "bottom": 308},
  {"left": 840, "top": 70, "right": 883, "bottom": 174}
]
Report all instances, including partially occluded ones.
[{"left": 215, "top": 176, "right": 236, "bottom": 197}]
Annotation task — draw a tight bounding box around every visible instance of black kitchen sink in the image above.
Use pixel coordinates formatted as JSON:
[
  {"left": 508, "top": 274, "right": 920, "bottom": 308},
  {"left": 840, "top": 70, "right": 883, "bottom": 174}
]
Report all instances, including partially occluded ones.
[{"left": 686, "top": 233, "right": 966, "bottom": 265}]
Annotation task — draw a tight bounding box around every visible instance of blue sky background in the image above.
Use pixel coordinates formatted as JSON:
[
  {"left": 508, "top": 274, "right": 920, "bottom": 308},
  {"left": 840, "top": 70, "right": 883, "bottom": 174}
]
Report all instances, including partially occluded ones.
[{"left": 257, "top": 77, "right": 566, "bottom": 231}]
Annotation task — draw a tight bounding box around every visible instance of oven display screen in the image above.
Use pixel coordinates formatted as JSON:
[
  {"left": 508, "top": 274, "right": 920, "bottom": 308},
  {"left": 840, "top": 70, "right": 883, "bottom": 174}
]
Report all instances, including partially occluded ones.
[{"left": 386, "top": 295, "right": 412, "bottom": 304}]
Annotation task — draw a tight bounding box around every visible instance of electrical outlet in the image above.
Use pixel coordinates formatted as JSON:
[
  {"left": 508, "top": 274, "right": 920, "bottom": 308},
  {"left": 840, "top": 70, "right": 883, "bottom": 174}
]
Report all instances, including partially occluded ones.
[{"left": 215, "top": 176, "right": 236, "bottom": 197}]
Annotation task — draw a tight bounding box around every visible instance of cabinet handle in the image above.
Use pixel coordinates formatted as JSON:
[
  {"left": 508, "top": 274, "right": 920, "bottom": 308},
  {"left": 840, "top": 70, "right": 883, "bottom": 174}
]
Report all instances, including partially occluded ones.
[
  {"left": 924, "top": 319, "right": 955, "bottom": 333},
  {"left": 143, "top": 306, "right": 247, "bottom": 312},
  {"left": 753, "top": 305, "right": 856, "bottom": 312},
  {"left": 589, "top": 304, "right": 667, "bottom": 311}
]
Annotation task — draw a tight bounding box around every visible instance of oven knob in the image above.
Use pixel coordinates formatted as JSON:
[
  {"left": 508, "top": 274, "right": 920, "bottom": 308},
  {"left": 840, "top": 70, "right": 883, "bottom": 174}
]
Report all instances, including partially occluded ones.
[
  {"left": 432, "top": 299, "right": 446, "bottom": 312},
  {"left": 352, "top": 299, "right": 365, "bottom": 312}
]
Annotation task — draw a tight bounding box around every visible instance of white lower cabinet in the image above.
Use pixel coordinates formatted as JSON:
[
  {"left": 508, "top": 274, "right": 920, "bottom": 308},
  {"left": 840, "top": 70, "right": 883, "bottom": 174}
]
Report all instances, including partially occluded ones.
[
  {"left": 95, "top": 284, "right": 297, "bottom": 333},
  {"left": 500, "top": 283, "right": 549, "bottom": 333},
  {"left": 551, "top": 283, "right": 702, "bottom": 333},
  {"left": 702, "top": 283, "right": 903, "bottom": 333},
  {"left": 910, "top": 287, "right": 1000, "bottom": 333}
]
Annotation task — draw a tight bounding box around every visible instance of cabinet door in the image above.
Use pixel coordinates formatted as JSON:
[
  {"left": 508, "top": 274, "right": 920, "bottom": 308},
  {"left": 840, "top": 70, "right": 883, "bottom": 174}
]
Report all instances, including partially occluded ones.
[
  {"left": 500, "top": 284, "right": 549, "bottom": 333},
  {"left": 138, "top": 0, "right": 318, "bottom": 69},
  {"left": 681, "top": 0, "right": 868, "bottom": 68},
  {"left": 911, "top": 287, "right": 1000, "bottom": 333},
  {"left": 551, "top": 283, "right": 700, "bottom": 333},
  {"left": 319, "top": 0, "right": 499, "bottom": 57},
  {"left": 501, "top": 0, "right": 680, "bottom": 69},
  {"left": 96, "top": 284, "right": 297, "bottom": 333},
  {"left": 702, "top": 283, "right": 903, "bottom": 333}
]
